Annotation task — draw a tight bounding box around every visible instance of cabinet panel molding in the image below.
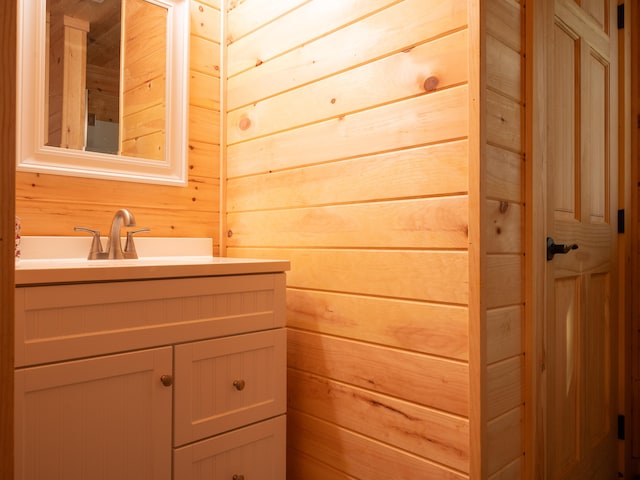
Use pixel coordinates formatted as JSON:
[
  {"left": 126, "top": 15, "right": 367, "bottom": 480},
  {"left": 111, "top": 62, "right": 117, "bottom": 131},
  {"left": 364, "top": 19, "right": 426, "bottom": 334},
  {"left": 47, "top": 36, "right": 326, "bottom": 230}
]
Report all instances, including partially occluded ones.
[
  {"left": 15, "top": 347, "right": 172, "bottom": 480},
  {"left": 174, "top": 329, "right": 286, "bottom": 446},
  {"left": 174, "top": 415, "right": 286, "bottom": 480}
]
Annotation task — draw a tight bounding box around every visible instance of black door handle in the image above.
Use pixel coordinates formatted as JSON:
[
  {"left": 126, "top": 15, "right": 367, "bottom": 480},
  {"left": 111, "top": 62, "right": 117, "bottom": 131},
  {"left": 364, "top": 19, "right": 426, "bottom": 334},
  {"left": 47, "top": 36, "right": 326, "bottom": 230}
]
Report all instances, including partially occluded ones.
[{"left": 546, "top": 237, "right": 579, "bottom": 261}]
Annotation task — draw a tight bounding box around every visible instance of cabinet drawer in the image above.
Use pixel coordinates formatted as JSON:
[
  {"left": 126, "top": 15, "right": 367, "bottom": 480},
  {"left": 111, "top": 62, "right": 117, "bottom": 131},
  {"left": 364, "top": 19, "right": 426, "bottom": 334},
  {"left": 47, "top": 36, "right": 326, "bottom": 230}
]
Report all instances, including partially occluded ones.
[
  {"left": 174, "top": 329, "right": 286, "bottom": 446},
  {"left": 173, "top": 415, "right": 286, "bottom": 480},
  {"left": 15, "top": 273, "right": 286, "bottom": 367}
]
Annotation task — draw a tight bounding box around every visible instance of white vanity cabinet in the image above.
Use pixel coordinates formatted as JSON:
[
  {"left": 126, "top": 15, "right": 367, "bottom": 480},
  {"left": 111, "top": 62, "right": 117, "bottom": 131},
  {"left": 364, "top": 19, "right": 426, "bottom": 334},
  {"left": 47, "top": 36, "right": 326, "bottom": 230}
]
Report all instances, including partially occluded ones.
[{"left": 14, "top": 264, "right": 287, "bottom": 480}]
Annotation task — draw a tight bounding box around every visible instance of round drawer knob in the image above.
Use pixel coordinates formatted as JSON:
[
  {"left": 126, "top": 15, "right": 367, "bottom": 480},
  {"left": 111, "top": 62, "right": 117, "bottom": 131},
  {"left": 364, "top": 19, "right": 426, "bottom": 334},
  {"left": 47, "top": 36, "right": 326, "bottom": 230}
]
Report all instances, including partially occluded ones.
[
  {"left": 160, "top": 374, "right": 173, "bottom": 387},
  {"left": 232, "top": 379, "right": 246, "bottom": 391},
  {"left": 232, "top": 475, "right": 245, "bottom": 480}
]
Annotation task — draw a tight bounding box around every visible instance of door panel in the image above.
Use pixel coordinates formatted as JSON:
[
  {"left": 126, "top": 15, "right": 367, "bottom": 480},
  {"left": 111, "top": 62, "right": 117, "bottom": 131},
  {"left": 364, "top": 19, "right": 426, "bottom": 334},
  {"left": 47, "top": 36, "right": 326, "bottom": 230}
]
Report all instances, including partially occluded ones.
[
  {"left": 544, "top": 0, "right": 618, "bottom": 479},
  {"left": 579, "top": 0, "right": 608, "bottom": 31},
  {"left": 585, "top": 48, "right": 609, "bottom": 223},
  {"left": 550, "top": 276, "right": 580, "bottom": 473},
  {"left": 551, "top": 22, "right": 579, "bottom": 221},
  {"left": 585, "top": 272, "right": 611, "bottom": 444}
]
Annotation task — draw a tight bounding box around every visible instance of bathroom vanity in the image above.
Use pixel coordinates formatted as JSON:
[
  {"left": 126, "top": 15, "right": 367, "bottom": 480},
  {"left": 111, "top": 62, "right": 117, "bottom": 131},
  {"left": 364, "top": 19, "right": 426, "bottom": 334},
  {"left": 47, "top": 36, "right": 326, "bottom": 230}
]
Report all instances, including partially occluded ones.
[{"left": 14, "top": 249, "right": 289, "bottom": 480}]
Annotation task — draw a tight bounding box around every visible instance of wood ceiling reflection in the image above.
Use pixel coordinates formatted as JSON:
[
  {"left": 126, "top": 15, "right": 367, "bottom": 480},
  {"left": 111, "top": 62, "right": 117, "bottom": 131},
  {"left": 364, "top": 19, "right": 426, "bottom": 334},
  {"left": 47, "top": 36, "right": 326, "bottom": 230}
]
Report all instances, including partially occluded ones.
[{"left": 47, "top": 0, "right": 121, "bottom": 69}]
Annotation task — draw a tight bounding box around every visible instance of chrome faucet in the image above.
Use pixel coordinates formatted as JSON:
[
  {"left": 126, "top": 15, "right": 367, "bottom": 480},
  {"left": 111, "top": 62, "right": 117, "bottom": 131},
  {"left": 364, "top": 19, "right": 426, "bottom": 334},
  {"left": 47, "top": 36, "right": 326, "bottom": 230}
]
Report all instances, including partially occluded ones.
[{"left": 74, "top": 208, "right": 149, "bottom": 260}]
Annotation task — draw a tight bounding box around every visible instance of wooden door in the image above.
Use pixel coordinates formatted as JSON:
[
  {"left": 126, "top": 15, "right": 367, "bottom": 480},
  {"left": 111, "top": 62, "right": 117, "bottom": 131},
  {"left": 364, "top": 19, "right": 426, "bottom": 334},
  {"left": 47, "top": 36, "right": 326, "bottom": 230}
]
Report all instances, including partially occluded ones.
[{"left": 542, "top": 0, "right": 618, "bottom": 478}]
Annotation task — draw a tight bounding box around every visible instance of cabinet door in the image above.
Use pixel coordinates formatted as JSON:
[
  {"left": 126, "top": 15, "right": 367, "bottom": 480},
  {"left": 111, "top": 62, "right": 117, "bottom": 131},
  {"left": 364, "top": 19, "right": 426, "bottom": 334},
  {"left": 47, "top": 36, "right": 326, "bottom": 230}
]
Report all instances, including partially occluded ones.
[
  {"left": 174, "top": 329, "right": 286, "bottom": 446},
  {"left": 15, "top": 347, "right": 172, "bottom": 480},
  {"left": 174, "top": 415, "right": 286, "bottom": 480}
]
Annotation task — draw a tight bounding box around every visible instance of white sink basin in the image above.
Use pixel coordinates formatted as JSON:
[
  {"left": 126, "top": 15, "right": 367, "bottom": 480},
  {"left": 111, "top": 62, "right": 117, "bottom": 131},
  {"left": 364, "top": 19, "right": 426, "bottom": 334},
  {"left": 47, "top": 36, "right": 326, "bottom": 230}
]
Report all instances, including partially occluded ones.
[
  {"left": 18, "top": 236, "right": 213, "bottom": 260},
  {"left": 15, "top": 236, "right": 290, "bottom": 285}
]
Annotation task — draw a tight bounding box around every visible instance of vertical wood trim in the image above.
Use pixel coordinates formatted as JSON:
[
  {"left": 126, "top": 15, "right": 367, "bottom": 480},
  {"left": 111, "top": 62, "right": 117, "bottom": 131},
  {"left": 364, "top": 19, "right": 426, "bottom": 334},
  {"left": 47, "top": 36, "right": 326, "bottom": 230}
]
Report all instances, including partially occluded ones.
[
  {"left": 628, "top": 0, "right": 640, "bottom": 474},
  {"left": 469, "top": 0, "right": 486, "bottom": 477},
  {"left": 525, "top": 0, "right": 549, "bottom": 478},
  {"left": 619, "top": 0, "right": 632, "bottom": 476},
  {"left": 220, "top": 1, "right": 228, "bottom": 256},
  {"left": 0, "top": 0, "right": 16, "bottom": 478}
]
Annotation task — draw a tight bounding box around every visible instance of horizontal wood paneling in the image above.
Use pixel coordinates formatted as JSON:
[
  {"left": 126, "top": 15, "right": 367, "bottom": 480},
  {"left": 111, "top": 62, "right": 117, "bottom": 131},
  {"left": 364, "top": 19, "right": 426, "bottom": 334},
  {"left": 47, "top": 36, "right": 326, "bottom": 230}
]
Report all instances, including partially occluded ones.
[
  {"left": 485, "top": 255, "right": 522, "bottom": 308},
  {"left": 486, "top": 306, "right": 522, "bottom": 364},
  {"left": 483, "top": 0, "right": 524, "bottom": 476},
  {"left": 198, "top": 0, "right": 220, "bottom": 9},
  {"left": 486, "top": 89, "right": 522, "bottom": 153},
  {"left": 485, "top": 144, "right": 523, "bottom": 203},
  {"left": 286, "top": 289, "right": 469, "bottom": 361},
  {"left": 287, "top": 449, "right": 347, "bottom": 480},
  {"left": 190, "top": 0, "right": 220, "bottom": 40},
  {"left": 228, "top": 86, "right": 469, "bottom": 177},
  {"left": 488, "top": 458, "right": 522, "bottom": 480},
  {"left": 486, "top": 356, "right": 522, "bottom": 420},
  {"left": 189, "top": 143, "right": 220, "bottom": 181},
  {"left": 288, "top": 369, "right": 470, "bottom": 473},
  {"left": 227, "top": 0, "right": 398, "bottom": 77},
  {"left": 227, "top": 0, "right": 467, "bottom": 109},
  {"left": 228, "top": 197, "right": 468, "bottom": 249},
  {"left": 228, "top": 247, "right": 468, "bottom": 305},
  {"left": 15, "top": 0, "right": 221, "bottom": 243},
  {"left": 227, "top": 0, "right": 306, "bottom": 42},
  {"left": 485, "top": 199, "right": 522, "bottom": 253},
  {"left": 288, "top": 329, "right": 469, "bottom": 416},
  {"left": 486, "top": 0, "right": 522, "bottom": 52},
  {"left": 486, "top": 407, "right": 522, "bottom": 474},
  {"left": 487, "top": 33, "right": 522, "bottom": 101},
  {"left": 227, "top": 141, "right": 469, "bottom": 212},
  {"left": 228, "top": 30, "right": 469, "bottom": 144},
  {"left": 190, "top": 35, "right": 221, "bottom": 75},
  {"left": 288, "top": 411, "right": 468, "bottom": 480},
  {"left": 225, "top": 0, "right": 474, "bottom": 477},
  {"left": 190, "top": 72, "right": 220, "bottom": 111},
  {"left": 14, "top": 198, "right": 218, "bottom": 238},
  {"left": 190, "top": 104, "right": 221, "bottom": 144}
]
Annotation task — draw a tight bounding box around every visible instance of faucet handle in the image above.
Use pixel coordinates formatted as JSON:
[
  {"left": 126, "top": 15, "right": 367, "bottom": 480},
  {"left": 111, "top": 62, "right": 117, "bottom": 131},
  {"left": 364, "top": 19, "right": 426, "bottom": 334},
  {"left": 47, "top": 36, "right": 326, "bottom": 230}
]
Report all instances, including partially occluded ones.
[
  {"left": 74, "top": 226, "right": 106, "bottom": 260},
  {"left": 124, "top": 228, "right": 151, "bottom": 259}
]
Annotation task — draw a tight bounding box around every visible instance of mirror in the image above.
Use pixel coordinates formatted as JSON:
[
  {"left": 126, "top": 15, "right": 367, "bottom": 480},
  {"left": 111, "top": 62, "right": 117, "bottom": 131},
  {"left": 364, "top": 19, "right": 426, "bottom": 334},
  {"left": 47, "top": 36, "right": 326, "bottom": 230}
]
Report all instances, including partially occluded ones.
[{"left": 17, "top": 0, "right": 189, "bottom": 185}]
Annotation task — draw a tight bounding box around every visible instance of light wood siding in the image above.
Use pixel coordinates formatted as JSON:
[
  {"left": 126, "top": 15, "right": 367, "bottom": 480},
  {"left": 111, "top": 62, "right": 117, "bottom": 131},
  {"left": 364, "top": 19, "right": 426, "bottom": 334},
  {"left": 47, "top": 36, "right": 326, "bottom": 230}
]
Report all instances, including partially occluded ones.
[
  {"left": 225, "top": 0, "right": 525, "bottom": 478},
  {"left": 11, "top": 0, "right": 529, "bottom": 477},
  {"left": 485, "top": 0, "right": 524, "bottom": 478},
  {"left": 224, "top": 0, "right": 474, "bottom": 477},
  {"left": 15, "top": 0, "right": 221, "bottom": 246},
  {"left": 120, "top": 0, "right": 166, "bottom": 160}
]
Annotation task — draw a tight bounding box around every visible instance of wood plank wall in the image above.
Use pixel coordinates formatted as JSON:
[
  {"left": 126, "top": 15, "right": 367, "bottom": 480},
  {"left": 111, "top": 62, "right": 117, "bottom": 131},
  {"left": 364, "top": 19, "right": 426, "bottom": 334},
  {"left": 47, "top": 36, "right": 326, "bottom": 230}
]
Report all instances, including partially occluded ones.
[
  {"left": 120, "top": 0, "right": 167, "bottom": 160},
  {"left": 224, "top": 0, "right": 474, "bottom": 477},
  {"left": 224, "top": 0, "right": 525, "bottom": 478},
  {"left": 483, "top": 0, "right": 525, "bottom": 478},
  {"left": 15, "top": 0, "right": 221, "bottom": 247}
]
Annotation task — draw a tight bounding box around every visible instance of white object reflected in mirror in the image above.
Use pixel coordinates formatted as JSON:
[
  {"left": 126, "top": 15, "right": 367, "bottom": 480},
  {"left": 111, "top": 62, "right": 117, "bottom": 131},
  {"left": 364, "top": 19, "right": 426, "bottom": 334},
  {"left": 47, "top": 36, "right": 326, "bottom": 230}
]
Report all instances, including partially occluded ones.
[{"left": 17, "top": 0, "right": 189, "bottom": 185}]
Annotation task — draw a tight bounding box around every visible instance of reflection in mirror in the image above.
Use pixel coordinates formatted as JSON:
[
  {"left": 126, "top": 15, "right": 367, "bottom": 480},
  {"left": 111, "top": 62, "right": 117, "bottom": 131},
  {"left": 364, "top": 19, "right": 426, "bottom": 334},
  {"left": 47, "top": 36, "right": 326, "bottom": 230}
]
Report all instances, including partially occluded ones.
[
  {"left": 46, "top": 0, "right": 167, "bottom": 160},
  {"left": 18, "top": 0, "right": 188, "bottom": 185},
  {"left": 46, "top": 0, "right": 122, "bottom": 154}
]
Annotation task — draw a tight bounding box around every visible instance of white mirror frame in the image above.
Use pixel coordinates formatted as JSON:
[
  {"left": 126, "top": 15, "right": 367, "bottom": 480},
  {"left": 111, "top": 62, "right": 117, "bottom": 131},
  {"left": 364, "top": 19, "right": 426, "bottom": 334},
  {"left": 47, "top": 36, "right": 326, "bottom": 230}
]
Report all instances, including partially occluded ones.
[{"left": 17, "top": 0, "right": 189, "bottom": 186}]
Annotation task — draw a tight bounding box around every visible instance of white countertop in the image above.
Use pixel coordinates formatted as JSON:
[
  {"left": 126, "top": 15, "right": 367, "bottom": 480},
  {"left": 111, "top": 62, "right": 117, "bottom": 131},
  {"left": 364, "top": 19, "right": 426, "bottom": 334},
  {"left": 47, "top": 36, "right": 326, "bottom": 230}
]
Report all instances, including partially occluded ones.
[{"left": 15, "top": 237, "right": 290, "bottom": 285}]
